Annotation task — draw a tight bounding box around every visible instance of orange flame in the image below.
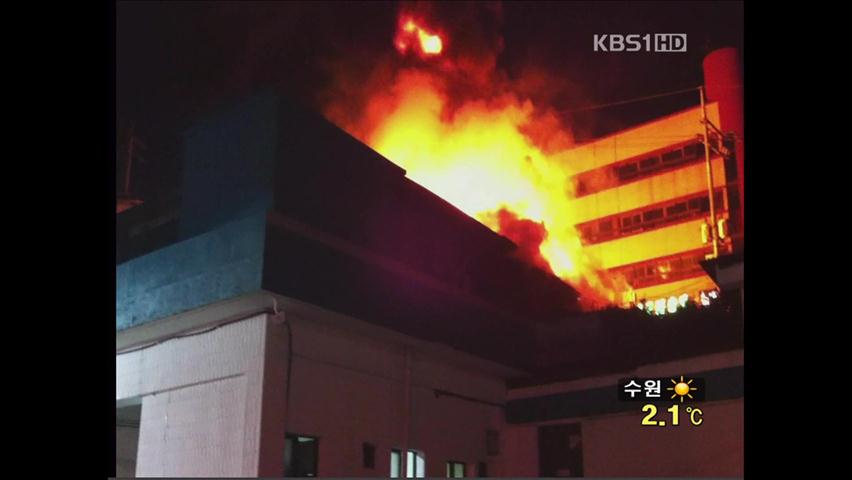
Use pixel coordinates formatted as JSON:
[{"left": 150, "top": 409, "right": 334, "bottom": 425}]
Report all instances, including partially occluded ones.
[
  {"left": 327, "top": 13, "right": 629, "bottom": 309},
  {"left": 395, "top": 16, "right": 443, "bottom": 57}
]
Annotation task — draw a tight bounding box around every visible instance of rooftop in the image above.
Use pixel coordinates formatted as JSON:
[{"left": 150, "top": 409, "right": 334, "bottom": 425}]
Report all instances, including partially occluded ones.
[
  {"left": 116, "top": 91, "right": 743, "bottom": 374},
  {"left": 116, "top": 92, "right": 580, "bottom": 369}
]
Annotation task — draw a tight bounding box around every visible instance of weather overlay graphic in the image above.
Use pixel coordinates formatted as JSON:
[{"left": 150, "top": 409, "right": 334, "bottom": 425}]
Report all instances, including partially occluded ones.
[{"left": 619, "top": 376, "right": 706, "bottom": 427}]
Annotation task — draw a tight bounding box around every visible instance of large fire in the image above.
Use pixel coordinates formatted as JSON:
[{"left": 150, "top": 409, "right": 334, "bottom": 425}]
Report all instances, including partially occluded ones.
[{"left": 325, "top": 10, "right": 629, "bottom": 309}]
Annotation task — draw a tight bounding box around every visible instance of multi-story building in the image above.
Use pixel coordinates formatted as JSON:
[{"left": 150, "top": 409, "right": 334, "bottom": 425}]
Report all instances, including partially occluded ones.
[
  {"left": 115, "top": 90, "right": 580, "bottom": 477},
  {"left": 566, "top": 47, "right": 743, "bottom": 308},
  {"left": 115, "top": 48, "right": 743, "bottom": 478}
]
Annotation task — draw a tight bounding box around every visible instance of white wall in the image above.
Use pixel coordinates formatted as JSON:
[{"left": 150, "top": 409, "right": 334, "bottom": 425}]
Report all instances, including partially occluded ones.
[
  {"left": 281, "top": 309, "right": 508, "bottom": 477},
  {"left": 116, "top": 300, "right": 513, "bottom": 477},
  {"left": 116, "top": 314, "right": 270, "bottom": 477}
]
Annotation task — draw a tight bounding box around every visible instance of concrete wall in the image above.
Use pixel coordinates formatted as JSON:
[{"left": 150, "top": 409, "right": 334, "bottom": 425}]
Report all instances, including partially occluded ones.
[
  {"left": 116, "top": 299, "right": 511, "bottom": 477},
  {"left": 116, "top": 314, "right": 271, "bottom": 476},
  {"left": 502, "top": 398, "right": 743, "bottom": 477},
  {"left": 503, "top": 350, "right": 744, "bottom": 477},
  {"left": 279, "top": 307, "right": 507, "bottom": 477}
]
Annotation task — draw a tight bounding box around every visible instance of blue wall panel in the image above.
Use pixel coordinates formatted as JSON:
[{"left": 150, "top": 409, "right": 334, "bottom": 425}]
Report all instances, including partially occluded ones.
[{"left": 116, "top": 211, "right": 267, "bottom": 331}]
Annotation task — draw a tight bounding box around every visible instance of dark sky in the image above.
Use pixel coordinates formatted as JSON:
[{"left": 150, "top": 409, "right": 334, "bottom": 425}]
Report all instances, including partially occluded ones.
[{"left": 117, "top": 0, "right": 743, "bottom": 197}]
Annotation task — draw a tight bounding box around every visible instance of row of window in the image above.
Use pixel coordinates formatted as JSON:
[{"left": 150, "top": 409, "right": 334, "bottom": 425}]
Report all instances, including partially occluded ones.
[
  {"left": 610, "top": 249, "right": 710, "bottom": 290},
  {"left": 284, "top": 434, "right": 486, "bottom": 477},
  {"left": 615, "top": 143, "right": 704, "bottom": 182},
  {"left": 576, "top": 190, "right": 725, "bottom": 245},
  {"left": 389, "top": 448, "right": 486, "bottom": 478},
  {"left": 574, "top": 141, "right": 708, "bottom": 197},
  {"left": 390, "top": 449, "right": 426, "bottom": 478}
]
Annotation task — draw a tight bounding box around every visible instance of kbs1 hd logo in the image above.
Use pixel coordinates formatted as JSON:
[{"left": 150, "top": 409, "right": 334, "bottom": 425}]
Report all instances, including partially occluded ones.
[{"left": 594, "top": 34, "right": 687, "bottom": 52}]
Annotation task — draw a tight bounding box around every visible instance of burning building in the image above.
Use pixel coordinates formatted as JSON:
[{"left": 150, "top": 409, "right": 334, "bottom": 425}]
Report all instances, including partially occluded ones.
[
  {"left": 320, "top": 9, "right": 743, "bottom": 312},
  {"left": 566, "top": 48, "right": 744, "bottom": 309},
  {"left": 116, "top": 91, "right": 582, "bottom": 477},
  {"left": 115, "top": 6, "right": 743, "bottom": 475},
  {"left": 115, "top": 46, "right": 743, "bottom": 475}
]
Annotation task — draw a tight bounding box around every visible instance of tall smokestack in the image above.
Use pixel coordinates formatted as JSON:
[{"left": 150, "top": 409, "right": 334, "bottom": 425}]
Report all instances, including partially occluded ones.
[{"left": 703, "top": 48, "right": 744, "bottom": 244}]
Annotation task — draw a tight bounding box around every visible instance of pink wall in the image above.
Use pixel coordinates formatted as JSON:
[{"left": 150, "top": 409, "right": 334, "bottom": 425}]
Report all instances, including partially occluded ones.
[
  {"left": 117, "top": 302, "right": 742, "bottom": 478},
  {"left": 117, "top": 306, "right": 512, "bottom": 477},
  {"left": 503, "top": 350, "right": 744, "bottom": 477},
  {"left": 281, "top": 312, "right": 507, "bottom": 477},
  {"left": 501, "top": 399, "right": 743, "bottom": 477},
  {"left": 582, "top": 399, "right": 743, "bottom": 476}
]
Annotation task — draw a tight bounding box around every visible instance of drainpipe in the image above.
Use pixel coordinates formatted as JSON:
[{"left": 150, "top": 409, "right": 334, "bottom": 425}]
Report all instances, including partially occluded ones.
[{"left": 401, "top": 348, "right": 411, "bottom": 478}]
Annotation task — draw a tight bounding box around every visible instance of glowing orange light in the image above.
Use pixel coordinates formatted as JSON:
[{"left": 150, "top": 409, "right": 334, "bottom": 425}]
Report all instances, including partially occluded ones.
[
  {"left": 352, "top": 69, "right": 628, "bottom": 309},
  {"left": 418, "top": 31, "right": 442, "bottom": 54},
  {"left": 395, "top": 15, "right": 443, "bottom": 58},
  {"left": 329, "top": 12, "right": 641, "bottom": 309}
]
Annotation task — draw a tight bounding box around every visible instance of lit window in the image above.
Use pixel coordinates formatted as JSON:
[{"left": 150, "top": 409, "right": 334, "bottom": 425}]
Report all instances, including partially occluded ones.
[
  {"left": 391, "top": 450, "right": 401, "bottom": 478},
  {"left": 446, "top": 461, "right": 466, "bottom": 478},
  {"left": 666, "top": 296, "right": 679, "bottom": 314},
  {"left": 391, "top": 449, "right": 425, "bottom": 478},
  {"left": 408, "top": 450, "right": 425, "bottom": 478}
]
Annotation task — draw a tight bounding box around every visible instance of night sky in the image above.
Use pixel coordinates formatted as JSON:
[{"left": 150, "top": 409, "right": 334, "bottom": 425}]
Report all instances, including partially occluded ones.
[{"left": 117, "top": 0, "right": 743, "bottom": 198}]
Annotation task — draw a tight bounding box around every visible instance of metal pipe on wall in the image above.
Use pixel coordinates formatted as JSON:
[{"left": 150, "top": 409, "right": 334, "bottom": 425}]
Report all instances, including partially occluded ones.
[{"left": 401, "top": 348, "right": 411, "bottom": 478}]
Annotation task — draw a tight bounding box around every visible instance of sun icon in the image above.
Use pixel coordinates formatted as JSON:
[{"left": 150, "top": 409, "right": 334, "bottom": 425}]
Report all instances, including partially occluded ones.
[{"left": 667, "top": 375, "right": 698, "bottom": 402}]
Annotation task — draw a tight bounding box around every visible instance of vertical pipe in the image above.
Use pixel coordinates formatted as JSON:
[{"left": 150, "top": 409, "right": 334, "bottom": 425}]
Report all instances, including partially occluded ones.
[
  {"left": 700, "top": 87, "right": 719, "bottom": 259},
  {"left": 401, "top": 348, "right": 411, "bottom": 478}
]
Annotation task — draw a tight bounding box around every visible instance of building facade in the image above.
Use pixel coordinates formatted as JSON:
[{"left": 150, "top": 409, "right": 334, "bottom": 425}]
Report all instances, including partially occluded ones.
[
  {"left": 115, "top": 90, "right": 573, "bottom": 477},
  {"left": 567, "top": 47, "right": 744, "bottom": 307},
  {"left": 115, "top": 48, "right": 744, "bottom": 478}
]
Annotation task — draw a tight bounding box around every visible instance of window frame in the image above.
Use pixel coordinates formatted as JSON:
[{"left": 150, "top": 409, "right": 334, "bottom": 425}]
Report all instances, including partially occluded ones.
[
  {"left": 446, "top": 460, "right": 466, "bottom": 478},
  {"left": 391, "top": 448, "right": 425, "bottom": 478}
]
